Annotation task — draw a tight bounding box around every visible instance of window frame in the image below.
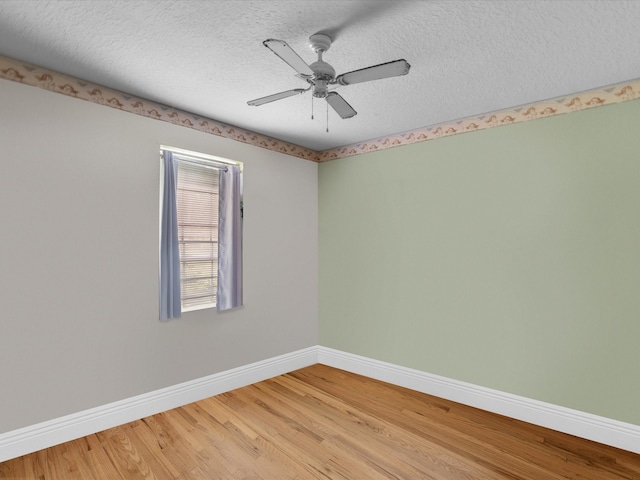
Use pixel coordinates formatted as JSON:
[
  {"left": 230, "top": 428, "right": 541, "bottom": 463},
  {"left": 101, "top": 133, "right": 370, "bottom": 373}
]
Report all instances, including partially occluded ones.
[{"left": 160, "top": 145, "right": 242, "bottom": 314}]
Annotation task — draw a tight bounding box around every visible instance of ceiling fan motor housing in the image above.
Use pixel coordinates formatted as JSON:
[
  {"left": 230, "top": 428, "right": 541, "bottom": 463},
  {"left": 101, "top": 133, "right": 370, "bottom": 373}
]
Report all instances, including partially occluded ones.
[{"left": 309, "top": 60, "right": 336, "bottom": 98}]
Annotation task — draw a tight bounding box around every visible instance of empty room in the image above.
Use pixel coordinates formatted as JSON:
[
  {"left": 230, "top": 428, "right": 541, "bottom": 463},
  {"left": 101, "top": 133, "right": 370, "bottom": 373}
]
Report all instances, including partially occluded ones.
[{"left": 1, "top": 1, "right": 639, "bottom": 478}]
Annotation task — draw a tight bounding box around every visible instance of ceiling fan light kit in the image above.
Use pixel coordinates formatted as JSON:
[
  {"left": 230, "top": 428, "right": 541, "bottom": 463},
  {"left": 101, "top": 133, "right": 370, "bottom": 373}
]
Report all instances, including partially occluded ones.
[{"left": 247, "top": 32, "right": 410, "bottom": 122}]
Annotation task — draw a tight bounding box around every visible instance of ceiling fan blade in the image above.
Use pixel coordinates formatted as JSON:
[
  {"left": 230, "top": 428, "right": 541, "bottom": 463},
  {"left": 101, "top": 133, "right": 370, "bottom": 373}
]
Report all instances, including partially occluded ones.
[
  {"left": 336, "top": 59, "right": 410, "bottom": 86},
  {"left": 247, "top": 88, "right": 307, "bottom": 106},
  {"left": 263, "top": 39, "right": 314, "bottom": 77},
  {"left": 326, "top": 92, "right": 357, "bottom": 119}
]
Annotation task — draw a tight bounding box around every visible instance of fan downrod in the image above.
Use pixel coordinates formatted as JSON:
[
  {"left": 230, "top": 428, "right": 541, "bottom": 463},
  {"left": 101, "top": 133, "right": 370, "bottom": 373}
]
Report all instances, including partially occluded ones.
[{"left": 307, "top": 34, "right": 335, "bottom": 98}]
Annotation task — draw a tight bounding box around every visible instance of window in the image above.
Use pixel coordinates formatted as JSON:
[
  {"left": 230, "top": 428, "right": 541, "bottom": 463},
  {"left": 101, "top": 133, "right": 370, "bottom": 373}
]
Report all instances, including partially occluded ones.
[
  {"left": 159, "top": 146, "right": 243, "bottom": 320},
  {"left": 176, "top": 160, "right": 219, "bottom": 311}
]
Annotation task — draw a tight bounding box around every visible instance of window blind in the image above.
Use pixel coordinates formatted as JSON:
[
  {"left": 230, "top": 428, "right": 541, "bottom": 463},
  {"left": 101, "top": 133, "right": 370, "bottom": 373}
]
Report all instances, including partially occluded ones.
[{"left": 176, "top": 160, "right": 219, "bottom": 309}]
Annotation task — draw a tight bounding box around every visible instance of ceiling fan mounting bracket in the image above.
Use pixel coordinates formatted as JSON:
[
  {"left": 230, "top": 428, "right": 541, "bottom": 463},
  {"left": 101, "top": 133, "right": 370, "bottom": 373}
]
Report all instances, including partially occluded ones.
[{"left": 309, "top": 33, "right": 332, "bottom": 54}]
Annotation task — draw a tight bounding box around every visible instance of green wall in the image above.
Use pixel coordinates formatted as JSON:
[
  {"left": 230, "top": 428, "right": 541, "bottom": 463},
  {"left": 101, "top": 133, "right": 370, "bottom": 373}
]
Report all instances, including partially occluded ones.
[{"left": 319, "top": 99, "right": 640, "bottom": 425}]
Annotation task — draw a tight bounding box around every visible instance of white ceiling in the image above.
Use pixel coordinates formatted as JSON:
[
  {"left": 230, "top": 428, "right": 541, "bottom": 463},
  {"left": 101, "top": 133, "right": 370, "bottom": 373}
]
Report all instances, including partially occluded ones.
[{"left": 1, "top": 0, "right": 640, "bottom": 152}]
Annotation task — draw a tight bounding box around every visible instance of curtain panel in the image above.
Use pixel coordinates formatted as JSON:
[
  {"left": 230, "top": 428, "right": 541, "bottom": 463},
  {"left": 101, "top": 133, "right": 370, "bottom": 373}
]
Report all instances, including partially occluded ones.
[
  {"left": 217, "top": 165, "right": 243, "bottom": 311},
  {"left": 159, "top": 151, "right": 181, "bottom": 321}
]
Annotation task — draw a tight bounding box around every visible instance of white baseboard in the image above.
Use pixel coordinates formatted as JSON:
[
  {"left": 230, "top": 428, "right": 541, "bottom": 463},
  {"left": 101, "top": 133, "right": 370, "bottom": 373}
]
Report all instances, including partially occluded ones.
[
  {"left": 3, "top": 345, "right": 639, "bottom": 463},
  {"left": 317, "top": 346, "right": 640, "bottom": 455},
  {"left": 0, "top": 347, "right": 317, "bottom": 463}
]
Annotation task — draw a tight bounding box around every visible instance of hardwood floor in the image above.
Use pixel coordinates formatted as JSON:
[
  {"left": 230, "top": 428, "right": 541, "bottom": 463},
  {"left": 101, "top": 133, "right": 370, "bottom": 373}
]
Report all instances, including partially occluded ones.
[{"left": 1, "top": 364, "right": 639, "bottom": 479}]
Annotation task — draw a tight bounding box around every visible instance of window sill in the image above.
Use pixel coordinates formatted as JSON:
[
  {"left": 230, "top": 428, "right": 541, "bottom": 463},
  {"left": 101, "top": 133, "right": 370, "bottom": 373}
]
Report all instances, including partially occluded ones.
[{"left": 182, "top": 303, "right": 215, "bottom": 313}]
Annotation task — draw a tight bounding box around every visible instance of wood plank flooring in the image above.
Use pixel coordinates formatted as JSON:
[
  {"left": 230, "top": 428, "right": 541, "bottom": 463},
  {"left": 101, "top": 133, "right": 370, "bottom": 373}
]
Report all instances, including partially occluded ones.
[{"left": 1, "top": 364, "right": 639, "bottom": 479}]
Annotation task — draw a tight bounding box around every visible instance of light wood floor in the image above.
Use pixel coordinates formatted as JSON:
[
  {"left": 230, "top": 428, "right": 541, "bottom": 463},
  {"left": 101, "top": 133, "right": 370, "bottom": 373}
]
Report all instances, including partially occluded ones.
[{"left": 1, "top": 364, "right": 639, "bottom": 479}]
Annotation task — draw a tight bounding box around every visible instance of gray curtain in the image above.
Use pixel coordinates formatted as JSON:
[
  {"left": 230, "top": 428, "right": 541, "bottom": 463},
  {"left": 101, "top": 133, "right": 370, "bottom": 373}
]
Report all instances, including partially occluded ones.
[
  {"left": 217, "top": 165, "right": 243, "bottom": 311},
  {"left": 159, "top": 151, "right": 181, "bottom": 320}
]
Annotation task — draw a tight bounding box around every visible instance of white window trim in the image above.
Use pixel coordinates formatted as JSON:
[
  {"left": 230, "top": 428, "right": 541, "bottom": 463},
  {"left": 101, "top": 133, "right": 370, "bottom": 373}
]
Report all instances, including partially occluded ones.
[{"left": 160, "top": 145, "right": 242, "bottom": 313}]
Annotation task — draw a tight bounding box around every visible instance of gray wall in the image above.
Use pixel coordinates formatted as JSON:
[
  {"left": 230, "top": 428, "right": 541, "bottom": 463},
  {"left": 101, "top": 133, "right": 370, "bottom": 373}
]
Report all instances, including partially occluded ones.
[{"left": 0, "top": 79, "right": 318, "bottom": 433}]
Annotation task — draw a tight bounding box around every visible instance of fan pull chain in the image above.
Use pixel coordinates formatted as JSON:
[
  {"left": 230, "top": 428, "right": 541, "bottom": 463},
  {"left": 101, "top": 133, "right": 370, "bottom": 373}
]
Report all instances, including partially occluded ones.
[
  {"left": 326, "top": 100, "right": 329, "bottom": 133},
  {"left": 311, "top": 95, "right": 314, "bottom": 120}
]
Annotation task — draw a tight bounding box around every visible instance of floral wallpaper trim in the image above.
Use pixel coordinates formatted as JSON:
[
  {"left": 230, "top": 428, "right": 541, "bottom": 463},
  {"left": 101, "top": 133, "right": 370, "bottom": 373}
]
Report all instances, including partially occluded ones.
[
  {"left": 0, "top": 55, "right": 320, "bottom": 162},
  {"left": 2, "top": 54, "right": 639, "bottom": 163},
  {"left": 318, "top": 79, "right": 640, "bottom": 162}
]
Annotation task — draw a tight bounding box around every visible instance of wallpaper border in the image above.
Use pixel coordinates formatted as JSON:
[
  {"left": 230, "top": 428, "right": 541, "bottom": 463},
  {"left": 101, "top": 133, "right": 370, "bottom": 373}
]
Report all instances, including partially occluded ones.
[
  {"left": 2, "top": 54, "right": 639, "bottom": 162},
  {"left": 318, "top": 79, "right": 640, "bottom": 161},
  {"left": 0, "top": 55, "right": 320, "bottom": 162}
]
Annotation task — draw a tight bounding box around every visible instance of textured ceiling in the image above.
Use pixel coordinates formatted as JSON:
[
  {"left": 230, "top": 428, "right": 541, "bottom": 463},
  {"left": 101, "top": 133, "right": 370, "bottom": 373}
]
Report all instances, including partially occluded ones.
[{"left": 1, "top": 0, "right": 640, "bottom": 152}]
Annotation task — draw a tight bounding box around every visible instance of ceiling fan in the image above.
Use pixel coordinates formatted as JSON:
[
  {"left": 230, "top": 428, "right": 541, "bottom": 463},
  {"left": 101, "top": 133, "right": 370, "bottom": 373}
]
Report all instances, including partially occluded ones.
[{"left": 247, "top": 33, "right": 410, "bottom": 119}]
